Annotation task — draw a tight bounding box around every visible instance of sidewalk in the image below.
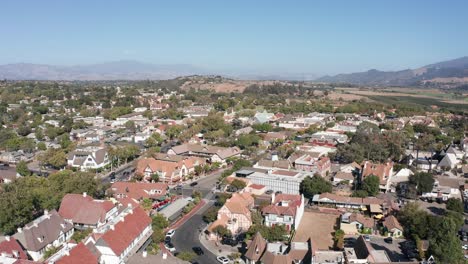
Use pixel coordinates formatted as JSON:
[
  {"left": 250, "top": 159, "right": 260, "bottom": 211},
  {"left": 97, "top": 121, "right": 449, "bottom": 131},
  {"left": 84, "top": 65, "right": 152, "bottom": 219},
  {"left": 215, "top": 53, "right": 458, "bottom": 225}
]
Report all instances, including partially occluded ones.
[{"left": 198, "top": 227, "right": 238, "bottom": 257}]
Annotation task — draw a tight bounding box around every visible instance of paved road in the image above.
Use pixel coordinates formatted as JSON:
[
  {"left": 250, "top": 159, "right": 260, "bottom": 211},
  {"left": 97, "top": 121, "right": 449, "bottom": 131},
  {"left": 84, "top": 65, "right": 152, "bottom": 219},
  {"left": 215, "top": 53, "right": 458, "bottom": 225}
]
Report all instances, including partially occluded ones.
[
  {"left": 100, "top": 163, "right": 135, "bottom": 184},
  {"left": 171, "top": 201, "right": 219, "bottom": 264},
  {"left": 170, "top": 169, "right": 228, "bottom": 263}
]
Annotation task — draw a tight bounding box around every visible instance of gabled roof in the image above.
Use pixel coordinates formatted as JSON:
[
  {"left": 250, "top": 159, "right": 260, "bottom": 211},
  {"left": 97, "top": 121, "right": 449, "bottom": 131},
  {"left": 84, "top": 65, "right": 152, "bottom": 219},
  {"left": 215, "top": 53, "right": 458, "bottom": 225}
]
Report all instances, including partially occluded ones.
[
  {"left": 59, "top": 194, "right": 115, "bottom": 225},
  {"left": 14, "top": 210, "right": 73, "bottom": 252},
  {"left": 262, "top": 194, "right": 302, "bottom": 217},
  {"left": 96, "top": 207, "right": 151, "bottom": 257},
  {"left": 245, "top": 232, "right": 267, "bottom": 261},
  {"left": 361, "top": 161, "right": 393, "bottom": 185},
  {"left": 0, "top": 237, "right": 28, "bottom": 260},
  {"left": 56, "top": 242, "right": 99, "bottom": 264},
  {"left": 169, "top": 143, "right": 240, "bottom": 159},
  {"left": 224, "top": 193, "right": 254, "bottom": 215},
  {"left": 383, "top": 215, "right": 403, "bottom": 231},
  {"left": 111, "top": 182, "right": 168, "bottom": 200}
]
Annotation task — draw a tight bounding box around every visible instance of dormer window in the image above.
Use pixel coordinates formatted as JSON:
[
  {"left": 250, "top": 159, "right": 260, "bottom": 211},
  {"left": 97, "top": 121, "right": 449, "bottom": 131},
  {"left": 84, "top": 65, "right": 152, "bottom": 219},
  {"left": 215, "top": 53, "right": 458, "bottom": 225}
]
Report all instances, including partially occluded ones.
[{"left": 37, "top": 236, "right": 44, "bottom": 242}]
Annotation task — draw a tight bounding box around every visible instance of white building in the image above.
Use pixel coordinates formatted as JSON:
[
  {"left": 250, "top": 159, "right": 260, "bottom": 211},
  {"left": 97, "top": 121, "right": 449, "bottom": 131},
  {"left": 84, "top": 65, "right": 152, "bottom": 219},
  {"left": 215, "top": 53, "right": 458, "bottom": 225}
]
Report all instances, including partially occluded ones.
[
  {"left": 14, "top": 210, "right": 74, "bottom": 261},
  {"left": 262, "top": 193, "right": 305, "bottom": 231},
  {"left": 236, "top": 168, "right": 310, "bottom": 194},
  {"left": 67, "top": 146, "right": 109, "bottom": 171}
]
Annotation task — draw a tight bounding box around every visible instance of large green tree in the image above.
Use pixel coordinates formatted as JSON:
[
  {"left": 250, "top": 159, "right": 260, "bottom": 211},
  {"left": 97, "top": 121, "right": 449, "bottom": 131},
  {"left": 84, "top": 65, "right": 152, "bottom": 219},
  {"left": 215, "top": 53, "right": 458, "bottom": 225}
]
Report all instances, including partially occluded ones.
[
  {"left": 409, "top": 172, "right": 434, "bottom": 194},
  {"left": 361, "top": 175, "right": 380, "bottom": 196},
  {"left": 300, "top": 175, "right": 332, "bottom": 199}
]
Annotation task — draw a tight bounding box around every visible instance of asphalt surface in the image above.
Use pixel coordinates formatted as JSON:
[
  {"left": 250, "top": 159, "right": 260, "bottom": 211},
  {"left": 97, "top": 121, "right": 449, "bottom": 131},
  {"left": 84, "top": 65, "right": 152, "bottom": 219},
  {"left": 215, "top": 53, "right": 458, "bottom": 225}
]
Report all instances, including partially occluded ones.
[
  {"left": 100, "top": 163, "right": 135, "bottom": 184},
  {"left": 170, "top": 169, "right": 227, "bottom": 264},
  {"left": 171, "top": 201, "right": 219, "bottom": 264}
]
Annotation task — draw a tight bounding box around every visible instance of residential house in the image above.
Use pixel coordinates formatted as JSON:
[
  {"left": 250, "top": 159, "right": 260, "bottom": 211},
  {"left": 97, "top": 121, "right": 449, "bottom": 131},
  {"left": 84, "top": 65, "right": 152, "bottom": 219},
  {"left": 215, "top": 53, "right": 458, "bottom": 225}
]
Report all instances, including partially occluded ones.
[
  {"left": 244, "top": 233, "right": 313, "bottom": 264},
  {"left": 421, "top": 176, "right": 462, "bottom": 201},
  {"left": 254, "top": 111, "right": 275, "bottom": 124},
  {"left": 14, "top": 210, "right": 74, "bottom": 261},
  {"left": 309, "top": 131, "right": 348, "bottom": 146},
  {"left": 0, "top": 151, "right": 34, "bottom": 164},
  {"left": 382, "top": 215, "right": 403, "bottom": 238},
  {"left": 288, "top": 153, "right": 331, "bottom": 177},
  {"left": 333, "top": 171, "right": 354, "bottom": 185},
  {"left": 0, "top": 166, "right": 19, "bottom": 184},
  {"left": 110, "top": 182, "right": 168, "bottom": 202},
  {"left": 58, "top": 193, "right": 118, "bottom": 230},
  {"left": 136, "top": 155, "right": 204, "bottom": 183},
  {"left": 167, "top": 143, "right": 240, "bottom": 165},
  {"left": 340, "top": 213, "right": 374, "bottom": 235},
  {"left": 67, "top": 146, "right": 109, "bottom": 171},
  {"left": 262, "top": 193, "right": 305, "bottom": 231},
  {"left": 207, "top": 193, "right": 254, "bottom": 239},
  {"left": 93, "top": 206, "right": 152, "bottom": 264},
  {"left": 0, "top": 236, "right": 29, "bottom": 264},
  {"left": 361, "top": 161, "right": 394, "bottom": 192}
]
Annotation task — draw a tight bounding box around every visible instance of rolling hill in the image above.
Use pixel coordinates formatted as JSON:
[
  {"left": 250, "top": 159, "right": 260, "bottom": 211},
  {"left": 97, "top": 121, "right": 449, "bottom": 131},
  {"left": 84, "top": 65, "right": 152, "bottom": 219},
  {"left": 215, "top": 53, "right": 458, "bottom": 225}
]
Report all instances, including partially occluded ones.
[{"left": 316, "top": 56, "right": 468, "bottom": 86}]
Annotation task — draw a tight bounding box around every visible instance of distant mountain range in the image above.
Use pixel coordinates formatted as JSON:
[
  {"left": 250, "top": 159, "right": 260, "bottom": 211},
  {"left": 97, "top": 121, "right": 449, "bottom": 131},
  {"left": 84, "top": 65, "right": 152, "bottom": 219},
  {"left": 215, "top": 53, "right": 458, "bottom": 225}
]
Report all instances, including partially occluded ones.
[
  {"left": 0, "top": 60, "right": 207, "bottom": 80},
  {"left": 1, "top": 57, "right": 468, "bottom": 84},
  {"left": 316, "top": 56, "right": 468, "bottom": 86}
]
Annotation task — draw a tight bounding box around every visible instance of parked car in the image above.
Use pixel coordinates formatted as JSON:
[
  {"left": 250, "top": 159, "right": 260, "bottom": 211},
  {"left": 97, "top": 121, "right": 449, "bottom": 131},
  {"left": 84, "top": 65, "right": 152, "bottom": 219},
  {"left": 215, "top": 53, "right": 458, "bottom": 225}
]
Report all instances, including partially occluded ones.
[
  {"left": 190, "top": 182, "right": 198, "bottom": 187},
  {"left": 463, "top": 244, "right": 468, "bottom": 250},
  {"left": 166, "top": 229, "right": 176, "bottom": 237},
  {"left": 384, "top": 237, "right": 393, "bottom": 243},
  {"left": 192, "top": 246, "right": 204, "bottom": 255},
  {"left": 217, "top": 256, "right": 229, "bottom": 264},
  {"left": 364, "top": 235, "right": 371, "bottom": 241},
  {"left": 221, "top": 237, "right": 238, "bottom": 246},
  {"left": 164, "top": 242, "right": 176, "bottom": 252}
]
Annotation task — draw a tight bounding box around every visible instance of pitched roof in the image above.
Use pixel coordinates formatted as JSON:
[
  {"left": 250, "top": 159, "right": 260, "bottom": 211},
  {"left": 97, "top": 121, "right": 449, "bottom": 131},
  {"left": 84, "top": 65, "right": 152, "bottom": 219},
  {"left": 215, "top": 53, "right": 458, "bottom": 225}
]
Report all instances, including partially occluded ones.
[
  {"left": 224, "top": 193, "right": 254, "bottom": 215},
  {"left": 245, "top": 232, "right": 267, "bottom": 261},
  {"left": 362, "top": 161, "right": 393, "bottom": 185},
  {"left": 334, "top": 171, "right": 354, "bottom": 181},
  {"left": 56, "top": 242, "right": 99, "bottom": 264},
  {"left": 137, "top": 156, "right": 204, "bottom": 176},
  {"left": 349, "top": 213, "right": 374, "bottom": 229},
  {"left": 14, "top": 210, "right": 74, "bottom": 252},
  {"left": 169, "top": 143, "right": 240, "bottom": 159},
  {"left": 0, "top": 237, "right": 28, "bottom": 260},
  {"left": 260, "top": 251, "right": 293, "bottom": 264},
  {"left": 97, "top": 207, "right": 151, "bottom": 256},
  {"left": 383, "top": 215, "right": 403, "bottom": 231},
  {"left": 59, "top": 194, "right": 116, "bottom": 225},
  {"left": 111, "top": 182, "right": 168, "bottom": 200},
  {"left": 262, "top": 194, "right": 302, "bottom": 217},
  {"left": 316, "top": 193, "right": 384, "bottom": 206}
]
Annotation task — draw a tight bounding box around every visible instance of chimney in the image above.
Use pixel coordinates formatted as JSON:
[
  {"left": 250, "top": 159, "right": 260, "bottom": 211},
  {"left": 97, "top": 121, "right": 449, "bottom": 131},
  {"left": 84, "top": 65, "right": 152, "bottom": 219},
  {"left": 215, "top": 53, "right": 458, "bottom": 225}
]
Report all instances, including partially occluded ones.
[
  {"left": 5, "top": 236, "right": 10, "bottom": 241},
  {"left": 110, "top": 225, "right": 115, "bottom": 230},
  {"left": 83, "top": 192, "right": 87, "bottom": 197},
  {"left": 17, "top": 228, "right": 22, "bottom": 233},
  {"left": 12, "top": 250, "right": 19, "bottom": 258},
  {"left": 128, "top": 203, "right": 133, "bottom": 214},
  {"left": 44, "top": 209, "right": 49, "bottom": 215}
]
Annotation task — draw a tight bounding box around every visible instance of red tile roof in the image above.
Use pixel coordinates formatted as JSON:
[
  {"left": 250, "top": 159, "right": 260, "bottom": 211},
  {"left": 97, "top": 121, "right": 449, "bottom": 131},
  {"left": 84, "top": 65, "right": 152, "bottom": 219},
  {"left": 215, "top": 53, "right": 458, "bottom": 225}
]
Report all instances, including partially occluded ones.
[
  {"left": 59, "top": 194, "right": 115, "bottom": 225},
  {"left": 111, "top": 182, "right": 168, "bottom": 200},
  {"left": 56, "top": 242, "right": 99, "bottom": 264},
  {"left": 0, "top": 237, "right": 28, "bottom": 260},
  {"left": 98, "top": 207, "right": 151, "bottom": 256}
]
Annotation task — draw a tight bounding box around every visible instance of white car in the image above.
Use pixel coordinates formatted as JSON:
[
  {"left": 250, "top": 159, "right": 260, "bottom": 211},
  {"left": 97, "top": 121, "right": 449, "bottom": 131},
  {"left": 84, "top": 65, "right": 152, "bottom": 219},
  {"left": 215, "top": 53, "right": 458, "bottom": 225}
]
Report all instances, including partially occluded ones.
[
  {"left": 462, "top": 244, "right": 468, "bottom": 250},
  {"left": 217, "top": 256, "right": 229, "bottom": 264},
  {"left": 166, "top": 229, "right": 176, "bottom": 237},
  {"left": 164, "top": 242, "right": 176, "bottom": 253}
]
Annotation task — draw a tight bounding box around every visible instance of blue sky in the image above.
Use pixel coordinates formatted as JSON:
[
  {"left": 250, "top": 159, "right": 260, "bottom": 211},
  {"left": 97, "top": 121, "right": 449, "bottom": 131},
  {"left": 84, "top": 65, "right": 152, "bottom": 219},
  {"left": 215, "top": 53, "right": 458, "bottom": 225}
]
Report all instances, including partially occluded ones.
[{"left": 1, "top": 0, "right": 467, "bottom": 75}]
